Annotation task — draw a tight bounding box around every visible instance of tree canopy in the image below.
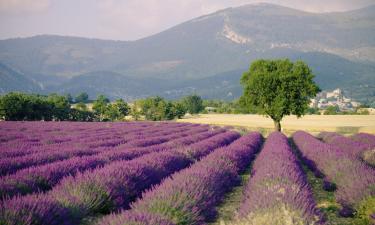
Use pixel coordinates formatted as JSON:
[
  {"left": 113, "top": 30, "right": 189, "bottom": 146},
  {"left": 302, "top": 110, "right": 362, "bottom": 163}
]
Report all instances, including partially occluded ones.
[
  {"left": 240, "top": 59, "right": 320, "bottom": 131},
  {"left": 182, "top": 94, "right": 204, "bottom": 114},
  {"left": 75, "top": 92, "right": 89, "bottom": 103}
]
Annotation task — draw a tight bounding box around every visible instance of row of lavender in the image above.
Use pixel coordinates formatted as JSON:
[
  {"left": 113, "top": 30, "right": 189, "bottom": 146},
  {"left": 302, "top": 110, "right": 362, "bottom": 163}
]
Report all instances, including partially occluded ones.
[
  {"left": 0, "top": 122, "right": 198, "bottom": 158},
  {"left": 293, "top": 131, "right": 375, "bottom": 222},
  {"left": 0, "top": 125, "right": 240, "bottom": 224},
  {"left": 97, "top": 132, "right": 263, "bottom": 225},
  {"left": 319, "top": 131, "right": 375, "bottom": 166},
  {"left": 235, "top": 132, "right": 322, "bottom": 224},
  {"left": 0, "top": 128, "right": 227, "bottom": 199},
  {"left": 0, "top": 122, "right": 212, "bottom": 176}
]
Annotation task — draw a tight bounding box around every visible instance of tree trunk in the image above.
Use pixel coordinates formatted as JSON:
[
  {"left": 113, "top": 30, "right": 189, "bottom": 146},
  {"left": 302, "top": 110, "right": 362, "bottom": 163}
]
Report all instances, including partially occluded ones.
[{"left": 274, "top": 120, "right": 281, "bottom": 131}]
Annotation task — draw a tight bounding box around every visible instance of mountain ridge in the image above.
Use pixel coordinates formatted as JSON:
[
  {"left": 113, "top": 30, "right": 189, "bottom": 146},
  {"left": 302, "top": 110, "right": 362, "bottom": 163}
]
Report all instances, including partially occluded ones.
[{"left": 0, "top": 3, "right": 374, "bottom": 103}]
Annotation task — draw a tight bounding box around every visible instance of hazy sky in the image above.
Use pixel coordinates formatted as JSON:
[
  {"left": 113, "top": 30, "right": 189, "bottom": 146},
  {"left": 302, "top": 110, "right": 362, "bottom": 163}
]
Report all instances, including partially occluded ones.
[{"left": 0, "top": 0, "right": 373, "bottom": 41}]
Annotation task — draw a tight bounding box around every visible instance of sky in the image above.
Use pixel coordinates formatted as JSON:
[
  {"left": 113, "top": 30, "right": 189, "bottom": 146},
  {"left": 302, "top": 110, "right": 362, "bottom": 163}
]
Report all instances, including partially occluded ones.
[{"left": 0, "top": 0, "right": 373, "bottom": 41}]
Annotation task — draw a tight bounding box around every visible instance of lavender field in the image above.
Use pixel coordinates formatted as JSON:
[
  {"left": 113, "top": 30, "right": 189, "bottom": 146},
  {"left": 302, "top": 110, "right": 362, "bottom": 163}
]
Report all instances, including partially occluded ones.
[{"left": 0, "top": 122, "right": 374, "bottom": 225}]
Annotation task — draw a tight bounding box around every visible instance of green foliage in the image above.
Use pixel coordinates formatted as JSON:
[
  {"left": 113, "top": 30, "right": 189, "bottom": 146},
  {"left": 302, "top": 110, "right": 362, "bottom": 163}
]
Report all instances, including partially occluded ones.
[
  {"left": 92, "top": 95, "right": 110, "bottom": 121},
  {"left": 0, "top": 92, "right": 67, "bottom": 121},
  {"left": 69, "top": 108, "right": 94, "bottom": 122},
  {"left": 141, "top": 96, "right": 168, "bottom": 121},
  {"left": 182, "top": 94, "right": 204, "bottom": 114},
  {"left": 75, "top": 92, "right": 89, "bottom": 103},
  {"left": 139, "top": 96, "right": 184, "bottom": 121},
  {"left": 92, "top": 96, "right": 130, "bottom": 121},
  {"left": 202, "top": 99, "right": 255, "bottom": 114},
  {"left": 114, "top": 99, "right": 130, "bottom": 117},
  {"left": 173, "top": 102, "right": 187, "bottom": 119},
  {"left": 131, "top": 101, "right": 142, "bottom": 121},
  {"left": 306, "top": 107, "right": 320, "bottom": 115},
  {"left": 47, "top": 94, "right": 71, "bottom": 121},
  {"left": 65, "top": 94, "right": 73, "bottom": 103},
  {"left": 324, "top": 106, "right": 339, "bottom": 115},
  {"left": 0, "top": 92, "right": 132, "bottom": 122},
  {"left": 240, "top": 59, "right": 320, "bottom": 130},
  {"left": 355, "top": 196, "right": 375, "bottom": 225}
]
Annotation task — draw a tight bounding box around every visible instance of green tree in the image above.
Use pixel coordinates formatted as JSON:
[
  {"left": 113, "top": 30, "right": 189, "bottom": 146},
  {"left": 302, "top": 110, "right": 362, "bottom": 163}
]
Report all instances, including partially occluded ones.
[
  {"left": 114, "top": 99, "right": 130, "bottom": 117},
  {"left": 324, "top": 105, "right": 339, "bottom": 115},
  {"left": 131, "top": 101, "right": 141, "bottom": 121},
  {"left": 28, "top": 95, "right": 52, "bottom": 121},
  {"left": 173, "top": 102, "right": 187, "bottom": 119},
  {"left": 102, "top": 99, "right": 130, "bottom": 121},
  {"left": 140, "top": 96, "right": 177, "bottom": 121},
  {"left": 0, "top": 92, "right": 30, "bottom": 120},
  {"left": 182, "top": 94, "right": 204, "bottom": 114},
  {"left": 104, "top": 104, "right": 121, "bottom": 121},
  {"left": 47, "top": 94, "right": 70, "bottom": 121},
  {"left": 306, "top": 107, "right": 320, "bottom": 115},
  {"left": 0, "top": 93, "right": 58, "bottom": 121},
  {"left": 92, "top": 95, "right": 110, "bottom": 121},
  {"left": 240, "top": 59, "right": 320, "bottom": 131},
  {"left": 75, "top": 92, "right": 89, "bottom": 103},
  {"left": 65, "top": 94, "right": 73, "bottom": 103},
  {"left": 69, "top": 108, "right": 95, "bottom": 121}
]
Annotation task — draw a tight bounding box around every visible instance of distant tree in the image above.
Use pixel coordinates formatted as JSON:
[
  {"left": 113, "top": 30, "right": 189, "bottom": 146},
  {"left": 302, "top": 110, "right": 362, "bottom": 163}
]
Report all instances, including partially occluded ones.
[
  {"left": 141, "top": 96, "right": 164, "bottom": 121},
  {"left": 0, "top": 92, "right": 59, "bottom": 121},
  {"left": 131, "top": 101, "right": 141, "bottom": 121},
  {"left": 65, "top": 94, "right": 74, "bottom": 103},
  {"left": 28, "top": 95, "right": 52, "bottom": 121},
  {"left": 173, "top": 102, "right": 187, "bottom": 119},
  {"left": 182, "top": 94, "right": 204, "bottom": 114},
  {"left": 92, "top": 95, "right": 110, "bottom": 121},
  {"left": 240, "top": 59, "right": 320, "bottom": 131},
  {"left": 114, "top": 99, "right": 130, "bottom": 117},
  {"left": 140, "top": 96, "right": 178, "bottom": 121},
  {"left": 75, "top": 92, "right": 89, "bottom": 103},
  {"left": 306, "top": 107, "right": 320, "bottom": 115},
  {"left": 104, "top": 104, "right": 121, "bottom": 121},
  {"left": 69, "top": 108, "right": 94, "bottom": 122},
  {"left": 0, "top": 92, "right": 30, "bottom": 120},
  {"left": 47, "top": 94, "right": 70, "bottom": 121},
  {"left": 164, "top": 101, "right": 177, "bottom": 120},
  {"left": 324, "top": 105, "right": 339, "bottom": 115},
  {"left": 102, "top": 99, "right": 130, "bottom": 121}
]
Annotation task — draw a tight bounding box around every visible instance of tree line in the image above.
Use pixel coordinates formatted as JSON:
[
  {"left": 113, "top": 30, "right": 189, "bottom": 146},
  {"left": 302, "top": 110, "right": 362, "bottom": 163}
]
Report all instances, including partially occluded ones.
[
  {"left": 0, "top": 92, "right": 205, "bottom": 121},
  {"left": 3, "top": 59, "right": 369, "bottom": 130}
]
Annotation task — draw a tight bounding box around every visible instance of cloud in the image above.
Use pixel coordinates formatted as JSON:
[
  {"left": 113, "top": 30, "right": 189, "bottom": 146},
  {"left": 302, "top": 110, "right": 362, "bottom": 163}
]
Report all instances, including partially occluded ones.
[{"left": 0, "top": 0, "right": 50, "bottom": 13}]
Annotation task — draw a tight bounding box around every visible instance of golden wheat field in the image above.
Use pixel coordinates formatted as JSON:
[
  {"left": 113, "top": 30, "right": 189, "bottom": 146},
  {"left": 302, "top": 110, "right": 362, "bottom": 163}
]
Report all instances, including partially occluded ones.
[{"left": 178, "top": 114, "right": 375, "bottom": 136}]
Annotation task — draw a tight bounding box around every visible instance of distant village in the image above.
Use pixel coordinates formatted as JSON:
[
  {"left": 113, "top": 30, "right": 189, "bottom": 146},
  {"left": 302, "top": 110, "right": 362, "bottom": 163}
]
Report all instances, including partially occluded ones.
[{"left": 310, "top": 88, "right": 375, "bottom": 114}]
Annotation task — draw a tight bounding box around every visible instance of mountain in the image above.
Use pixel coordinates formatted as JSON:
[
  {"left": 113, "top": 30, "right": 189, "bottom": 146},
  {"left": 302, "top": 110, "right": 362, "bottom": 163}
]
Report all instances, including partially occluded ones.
[
  {"left": 0, "top": 63, "right": 41, "bottom": 94},
  {"left": 0, "top": 3, "right": 374, "bottom": 102}
]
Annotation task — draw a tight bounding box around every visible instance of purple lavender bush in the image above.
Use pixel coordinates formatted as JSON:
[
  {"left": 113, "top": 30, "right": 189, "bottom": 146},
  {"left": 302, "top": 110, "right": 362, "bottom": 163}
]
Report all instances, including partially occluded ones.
[
  {"left": 351, "top": 133, "right": 375, "bottom": 148},
  {"left": 0, "top": 128, "right": 240, "bottom": 225},
  {"left": 236, "top": 132, "right": 322, "bottom": 225},
  {"left": 319, "top": 132, "right": 371, "bottom": 157},
  {"left": 0, "top": 194, "right": 72, "bottom": 225},
  {"left": 98, "top": 212, "right": 176, "bottom": 225},
  {"left": 0, "top": 128, "right": 224, "bottom": 199},
  {"left": 97, "top": 132, "right": 263, "bottom": 225},
  {"left": 51, "top": 151, "right": 192, "bottom": 217},
  {"left": 350, "top": 133, "right": 375, "bottom": 166},
  {"left": 293, "top": 131, "right": 375, "bottom": 223}
]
